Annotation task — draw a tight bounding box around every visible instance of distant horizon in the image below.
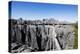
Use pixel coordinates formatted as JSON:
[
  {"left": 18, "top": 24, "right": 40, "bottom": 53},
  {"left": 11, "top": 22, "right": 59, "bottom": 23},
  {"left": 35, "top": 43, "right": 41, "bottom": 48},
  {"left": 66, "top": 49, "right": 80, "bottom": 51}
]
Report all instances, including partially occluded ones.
[
  {"left": 10, "top": 17, "right": 77, "bottom": 23},
  {"left": 9, "top": 1, "right": 78, "bottom": 23}
]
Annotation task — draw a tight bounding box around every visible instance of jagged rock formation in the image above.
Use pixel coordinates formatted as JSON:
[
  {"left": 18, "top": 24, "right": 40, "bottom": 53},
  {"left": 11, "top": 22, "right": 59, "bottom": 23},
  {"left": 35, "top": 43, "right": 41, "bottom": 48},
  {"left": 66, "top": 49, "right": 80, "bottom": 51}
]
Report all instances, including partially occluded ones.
[{"left": 9, "top": 19, "right": 75, "bottom": 53}]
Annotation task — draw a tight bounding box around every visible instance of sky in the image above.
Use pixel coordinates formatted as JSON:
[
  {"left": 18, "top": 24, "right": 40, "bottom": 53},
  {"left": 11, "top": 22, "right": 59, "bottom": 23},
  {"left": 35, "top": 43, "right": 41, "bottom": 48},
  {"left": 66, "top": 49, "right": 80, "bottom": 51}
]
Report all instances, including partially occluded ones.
[{"left": 9, "top": 1, "right": 78, "bottom": 23}]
